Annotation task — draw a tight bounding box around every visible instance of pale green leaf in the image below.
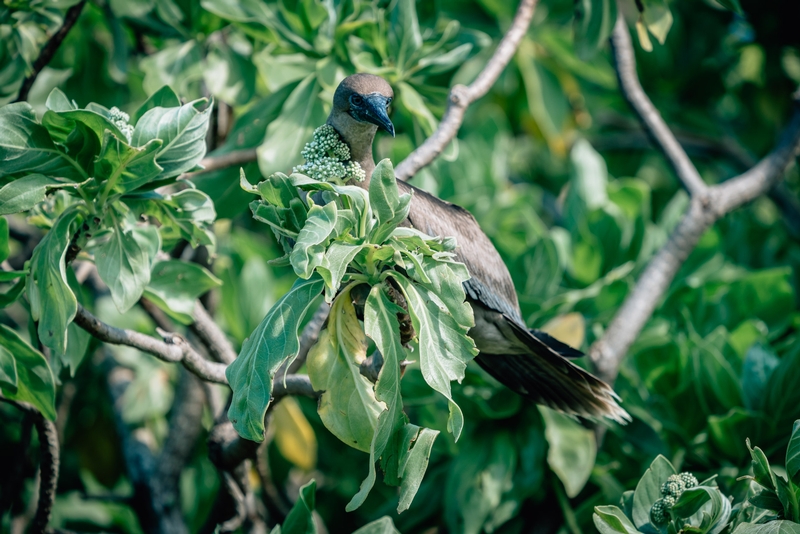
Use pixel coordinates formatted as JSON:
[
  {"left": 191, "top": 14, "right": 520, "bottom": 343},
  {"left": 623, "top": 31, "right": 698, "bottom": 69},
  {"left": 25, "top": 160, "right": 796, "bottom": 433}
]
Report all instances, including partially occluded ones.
[
  {"left": 227, "top": 276, "right": 324, "bottom": 442},
  {"left": 541, "top": 407, "right": 596, "bottom": 498},
  {"left": 0, "top": 174, "right": 78, "bottom": 216},
  {"left": 593, "top": 505, "right": 641, "bottom": 534},
  {"left": 318, "top": 242, "right": 364, "bottom": 303},
  {"left": 398, "top": 427, "right": 439, "bottom": 513},
  {"left": 143, "top": 260, "right": 222, "bottom": 324},
  {"left": 352, "top": 517, "right": 401, "bottom": 534},
  {"left": 0, "top": 325, "right": 56, "bottom": 420},
  {"left": 281, "top": 479, "right": 317, "bottom": 534},
  {"left": 788, "top": 420, "right": 800, "bottom": 485},
  {"left": 368, "top": 159, "right": 412, "bottom": 245},
  {"left": 574, "top": 0, "right": 617, "bottom": 60},
  {"left": 93, "top": 131, "right": 163, "bottom": 193},
  {"left": 291, "top": 202, "right": 338, "bottom": 279},
  {"left": 642, "top": 0, "right": 673, "bottom": 45},
  {"left": 132, "top": 85, "right": 181, "bottom": 124}
]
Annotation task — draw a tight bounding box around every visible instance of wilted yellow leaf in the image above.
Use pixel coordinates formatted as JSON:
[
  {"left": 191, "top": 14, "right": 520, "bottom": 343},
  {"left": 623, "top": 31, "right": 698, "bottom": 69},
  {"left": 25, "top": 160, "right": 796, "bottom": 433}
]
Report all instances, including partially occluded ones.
[
  {"left": 273, "top": 397, "right": 318, "bottom": 471},
  {"left": 540, "top": 312, "right": 585, "bottom": 349}
]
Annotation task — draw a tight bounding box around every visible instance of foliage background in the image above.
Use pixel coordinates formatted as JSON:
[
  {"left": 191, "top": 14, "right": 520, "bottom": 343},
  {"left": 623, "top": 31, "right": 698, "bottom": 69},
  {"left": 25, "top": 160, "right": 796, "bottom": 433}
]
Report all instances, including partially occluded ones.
[{"left": 1, "top": 0, "right": 800, "bottom": 532}]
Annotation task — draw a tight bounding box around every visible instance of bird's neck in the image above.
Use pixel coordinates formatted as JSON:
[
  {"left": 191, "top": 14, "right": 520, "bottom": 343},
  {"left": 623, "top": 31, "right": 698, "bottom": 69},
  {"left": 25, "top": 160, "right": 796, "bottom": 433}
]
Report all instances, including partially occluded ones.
[{"left": 326, "top": 113, "right": 378, "bottom": 188}]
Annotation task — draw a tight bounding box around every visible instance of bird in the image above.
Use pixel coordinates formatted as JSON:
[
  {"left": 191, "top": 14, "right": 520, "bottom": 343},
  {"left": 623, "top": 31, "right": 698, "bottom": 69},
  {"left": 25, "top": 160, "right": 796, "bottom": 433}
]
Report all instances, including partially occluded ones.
[{"left": 325, "top": 73, "right": 630, "bottom": 423}]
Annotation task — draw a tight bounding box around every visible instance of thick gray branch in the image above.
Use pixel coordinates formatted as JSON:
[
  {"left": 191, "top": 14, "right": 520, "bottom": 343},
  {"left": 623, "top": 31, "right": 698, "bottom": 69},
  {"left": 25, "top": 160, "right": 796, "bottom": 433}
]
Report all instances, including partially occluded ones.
[
  {"left": 609, "top": 14, "right": 708, "bottom": 197},
  {"left": 589, "top": 8, "right": 800, "bottom": 384},
  {"left": 190, "top": 301, "right": 238, "bottom": 365},
  {"left": 394, "top": 0, "right": 538, "bottom": 181}
]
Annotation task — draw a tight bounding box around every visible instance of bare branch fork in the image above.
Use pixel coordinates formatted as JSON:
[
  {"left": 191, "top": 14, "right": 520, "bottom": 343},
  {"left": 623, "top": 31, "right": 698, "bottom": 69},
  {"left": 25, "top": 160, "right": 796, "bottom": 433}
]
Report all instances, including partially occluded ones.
[
  {"left": 588, "top": 14, "right": 800, "bottom": 383},
  {"left": 394, "top": 0, "right": 538, "bottom": 181}
]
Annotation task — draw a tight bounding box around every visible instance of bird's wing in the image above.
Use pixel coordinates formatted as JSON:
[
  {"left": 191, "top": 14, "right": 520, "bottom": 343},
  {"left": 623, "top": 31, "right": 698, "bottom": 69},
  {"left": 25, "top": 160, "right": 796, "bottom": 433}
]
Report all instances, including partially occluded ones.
[
  {"left": 398, "top": 181, "right": 523, "bottom": 321},
  {"left": 475, "top": 315, "right": 630, "bottom": 423}
]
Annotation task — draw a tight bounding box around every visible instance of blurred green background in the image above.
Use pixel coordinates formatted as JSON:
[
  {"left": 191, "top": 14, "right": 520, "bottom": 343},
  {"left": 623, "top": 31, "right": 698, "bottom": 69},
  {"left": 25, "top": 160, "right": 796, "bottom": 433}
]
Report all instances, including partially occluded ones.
[{"left": 2, "top": 0, "right": 800, "bottom": 532}]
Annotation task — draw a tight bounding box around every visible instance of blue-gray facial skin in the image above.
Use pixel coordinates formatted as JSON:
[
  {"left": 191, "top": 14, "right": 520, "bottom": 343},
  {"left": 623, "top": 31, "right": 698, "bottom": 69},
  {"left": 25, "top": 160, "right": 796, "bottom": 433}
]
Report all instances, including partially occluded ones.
[{"left": 349, "top": 93, "right": 395, "bottom": 137}]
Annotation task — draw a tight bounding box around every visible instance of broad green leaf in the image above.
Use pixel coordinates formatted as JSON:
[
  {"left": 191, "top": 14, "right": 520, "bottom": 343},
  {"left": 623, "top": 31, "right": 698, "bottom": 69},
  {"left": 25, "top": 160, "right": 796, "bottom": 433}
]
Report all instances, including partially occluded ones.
[
  {"left": 91, "top": 220, "right": 158, "bottom": 313},
  {"left": 143, "top": 260, "right": 222, "bottom": 324},
  {"left": 0, "top": 324, "right": 56, "bottom": 420},
  {"left": 258, "top": 172, "right": 302, "bottom": 208},
  {"left": 389, "top": 272, "right": 478, "bottom": 440},
  {"left": 42, "top": 108, "right": 128, "bottom": 146},
  {"left": 732, "top": 522, "right": 800, "bottom": 534},
  {"left": 748, "top": 438, "right": 777, "bottom": 491},
  {"left": 352, "top": 517, "right": 401, "bottom": 534},
  {"left": 132, "top": 85, "right": 181, "bottom": 124},
  {"left": 742, "top": 344, "right": 779, "bottom": 410},
  {"left": 131, "top": 99, "right": 212, "bottom": 178},
  {"left": 0, "top": 278, "right": 25, "bottom": 309},
  {"left": 571, "top": 139, "right": 608, "bottom": 210},
  {"left": 388, "top": 0, "right": 422, "bottom": 67},
  {"left": 93, "top": 131, "right": 163, "bottom": 193},
  {"left": 672, "top": 487, "right": 714, "bottom": 518},
  {"left": 139, "top": 41, "right": 205, "bottom": 97},
  {"left": 0, "top": 103, "right": 86, "bottom": 180},
  {"left": 0, "top": 345, "right": 17, "bottom": 390},
  {"left": 397, "top": 427, "right": 438, "bottom": 513},
  {"left": 593, "top": 505, "right": 641, "bottom": 534},
  {"left": 631, "top": 455, "right": 676, "bottom": 532},
  {"left": 397, "top": 82, "right": 438, "bottom": 136},
  {"left": 318, "top": 242, "right": 364, "bottom": 303},
  {"left": 574, "top": 0, "right": 617, "bottom": 60},
  {"left": 788, "top": 420, "right": 800, "bottom": 485},
  {"left": 281, "top": 479, "right": 317, "bottom": 534},
  {"left": 541, "top": 407, "right": 596, "bottom": 498},
  {"left": 257, "top": 74, "right": 326, "bottom": 178},
  {"left": 307, "top": 286, "right": 384, "bottom": 453},
  {"left": 45, "top": 88, "right": 76, "bottom": 112},
  {"left": 347, "top": 285, "right": 409, "bottom": 511},
  {"left": 775, "top": 475, "right": 799, "bottom": 522},
  {"left": 0, "top": 174, "right": 78, "bottom": 216},
  {"left": 203, "top": 41, "right": 257, "bottom": 107},
  {"left": 642, "top": 0, "right": 673, "bottom": 45},
  {"left": 368, "top": 159, "right": 412, "bottom": 244},
  {"left": 410, "top": 256, "right": 473, "bottom": 331},
  {"left": 291, "top": 202, "right": 338, "bottom": 279},
  {"left": 227, "top": 276, "right": 324, "bottom": 442},
  {"left": 27, "top": 208, "right": 81, "bottom": 354}
]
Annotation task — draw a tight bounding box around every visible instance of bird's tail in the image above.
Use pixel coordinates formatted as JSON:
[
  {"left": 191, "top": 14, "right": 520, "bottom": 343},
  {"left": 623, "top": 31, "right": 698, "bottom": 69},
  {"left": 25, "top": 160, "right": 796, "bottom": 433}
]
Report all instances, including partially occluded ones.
[{"left": 475, "top": 316, "right": 631, "bottom": 424}]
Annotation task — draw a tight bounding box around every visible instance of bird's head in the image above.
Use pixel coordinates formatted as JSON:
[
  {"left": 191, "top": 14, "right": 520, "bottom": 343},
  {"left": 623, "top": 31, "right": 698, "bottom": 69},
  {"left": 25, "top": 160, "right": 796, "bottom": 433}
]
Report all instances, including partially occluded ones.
[{"left": 331, "top": 73, "right": 395, "bottom": 137}]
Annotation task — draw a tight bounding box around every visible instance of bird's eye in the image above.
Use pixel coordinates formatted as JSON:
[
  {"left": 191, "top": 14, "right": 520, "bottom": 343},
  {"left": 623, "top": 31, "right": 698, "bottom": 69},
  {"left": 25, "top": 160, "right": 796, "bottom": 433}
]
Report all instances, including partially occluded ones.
[
  {"left": 386, "top": 97, "right": 392, "bottom": 107},
  {"left": 350, "top": 94, "right": 363, "bottom": 106}
]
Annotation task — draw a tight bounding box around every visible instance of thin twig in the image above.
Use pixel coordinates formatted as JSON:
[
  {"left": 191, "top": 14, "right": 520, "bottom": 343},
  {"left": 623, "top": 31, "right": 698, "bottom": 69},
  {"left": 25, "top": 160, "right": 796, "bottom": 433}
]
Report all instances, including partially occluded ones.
[
  {"left": 15, "top": 0, "right": 88, "bottom": 103},
  {"left": 394, "top": 0, "right": 538, "bottom": 181},
  {"left": 588, "top": 13, "right": 800, "bottom": 384},
  {"left": 190, "top": 302, "right": 238, "bottom": 365},
  {"left": 178, "top": 149, "right": 258, "bottom": 181},
  {"left": 608, "top": 15, "right": 708, "bottom": 197}
]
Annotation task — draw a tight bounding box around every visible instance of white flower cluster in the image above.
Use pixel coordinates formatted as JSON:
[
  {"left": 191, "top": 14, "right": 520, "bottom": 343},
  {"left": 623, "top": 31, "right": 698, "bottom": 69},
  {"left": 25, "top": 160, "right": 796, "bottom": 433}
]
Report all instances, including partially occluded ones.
[
  {"left": 109, "top": 106, "right": 134, "bottom": 144},
  {"left": 293, "top": 124, "right": 365, "bottom": 184}
]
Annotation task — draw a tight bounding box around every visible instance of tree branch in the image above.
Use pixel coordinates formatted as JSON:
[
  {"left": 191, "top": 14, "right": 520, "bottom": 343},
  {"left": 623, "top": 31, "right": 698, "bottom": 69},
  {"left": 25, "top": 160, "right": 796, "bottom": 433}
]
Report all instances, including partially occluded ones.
[
  {"left": 608, "top": 14, "right": 708, "bottom": 197},
  {"left": 15, "top": 0, "right": 88, "bottom": 103},
  {"left": 0, "top": 400, "right": 60, "bottom": 534},
  {"left": 179, "top": 149, "right": 258, "bottom": 181},
  {"left": 190, "top": 301, "right": 238, "bottom": 365},
  {"left": 589, "top": 14, "right": 800, "bottom": 384},
  {"left": 394, "top": 0, "right": 538, "bottom": 181}
]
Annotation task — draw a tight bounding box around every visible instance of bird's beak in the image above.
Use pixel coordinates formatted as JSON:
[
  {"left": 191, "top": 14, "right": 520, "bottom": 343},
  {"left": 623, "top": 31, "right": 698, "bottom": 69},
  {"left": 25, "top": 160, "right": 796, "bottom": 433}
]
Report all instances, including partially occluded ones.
[{"left": 363, "top": 94, "right": 395, "bottom": 137}]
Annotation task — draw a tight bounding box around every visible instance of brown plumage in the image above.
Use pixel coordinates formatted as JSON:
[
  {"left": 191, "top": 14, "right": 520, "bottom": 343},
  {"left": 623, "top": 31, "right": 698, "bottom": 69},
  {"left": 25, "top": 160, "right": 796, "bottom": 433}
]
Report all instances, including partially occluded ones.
[{"left": 327, "top": 73, "right": 630, "bottom": 423}]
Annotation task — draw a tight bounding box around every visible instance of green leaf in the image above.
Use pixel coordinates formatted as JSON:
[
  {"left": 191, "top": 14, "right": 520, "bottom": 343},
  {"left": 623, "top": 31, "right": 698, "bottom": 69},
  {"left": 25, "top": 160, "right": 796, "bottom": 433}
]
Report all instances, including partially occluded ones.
[
  {"left": 742, "top": 344, "right": 780, "bottom": 411},
  {"left": 714, "top": 0, "right": 744, "bottom": 15},
  {"left": 42, "top": 108, "right": 128, "bottom": 146},
  {"left": 388, "top": 0, "right": 422, "bottom": 68},
  {"left": 143, "top": 260, "right": 222, "bottom": 324},
  {"left": 347, "top": 284, "right": 409, "bottom": 511},
  {"left": 318, "top": 242, "right": 364, "bottom": 303},
  {"left": 397, "top": 427, "right": 438, "bottom": 513},
  {"left": 257, "top": 74, "right": 326, "bottom": 179},
  {"left": 27, "top": 208, "right": 81, "bottom": 354},
  {"left": 672, "top": 487, "right": 713, "bottom": 518},
  {"left": 408, "top": 256, "right": 474, "bottom": 331},
  {"left": 541, "top": 407, "right": 597, "bottom": 498},
  {"left": 642, "top": 0, "right": 673, "bottom": 45},
  {"left": 368, "top": 159, "right": 412, "bottom": 245},
  {"left": 281, "top": 479, "right": 317, "bottom": 534},
  {"left": 787, "top": 420, "right": 800, "bottom": 486},
  {"left": 0, "top": 345, "right": 18, "bottom": 390},
  {"left": 227, "top": 276, "right": 324, "bottom": 442},
  {"left": 45, "top": 88, "right": 76, "bottom": 112},
  {"left": 131, "top": 99, "right": 212, "bottom": 178},
  {"left": 732, "top": 522, "right": 800, "bottom": 534},
  {"left": 91, "top": 220, "right": 159, "bottom": 313},
  {"left": 132, "top": 85, "right": 181, "bottom": 124},
  {"left": 307, "top": 285, "right": 384, "bottom": 453},
  {"left": 0, "top": 278, "right": 25, "bottom": 309},
  {"left": 352, "top": 517, "right": 401, "bottom": 534},
  {"left": 203, "top": 41, "right": 257, "bottom": 107},
  {"left": 775, "top": 475, "right": 799, "bottom": 522},
  {"left": 291, "top": 202, "right": 338, "bottom": 279},
  {"left": 93, "top": 131, "right": 163, "bottom": 193},
  {"left": 593, "top": 505, "right": 641, "bottom": 534},
  {"left": 0, "top": 324, "right": 56, "bottom": 420},
  {"left": 574, "top": 0, "right": 617, "bottom": 60},
  {"left": 631, "top": 455, "right": 676, "bottom": 532},
  {"left": 0, "top": 103, "right": 85, "bottom": 180},
  {"left": 0, "top": 174, "right": 79, "bottom": 216},
  {"left": 388, "top": 272, "right": 478, "bottom": 440},
  {"left": 748, "top": 438, "right": 777, "bottom": 491}
]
